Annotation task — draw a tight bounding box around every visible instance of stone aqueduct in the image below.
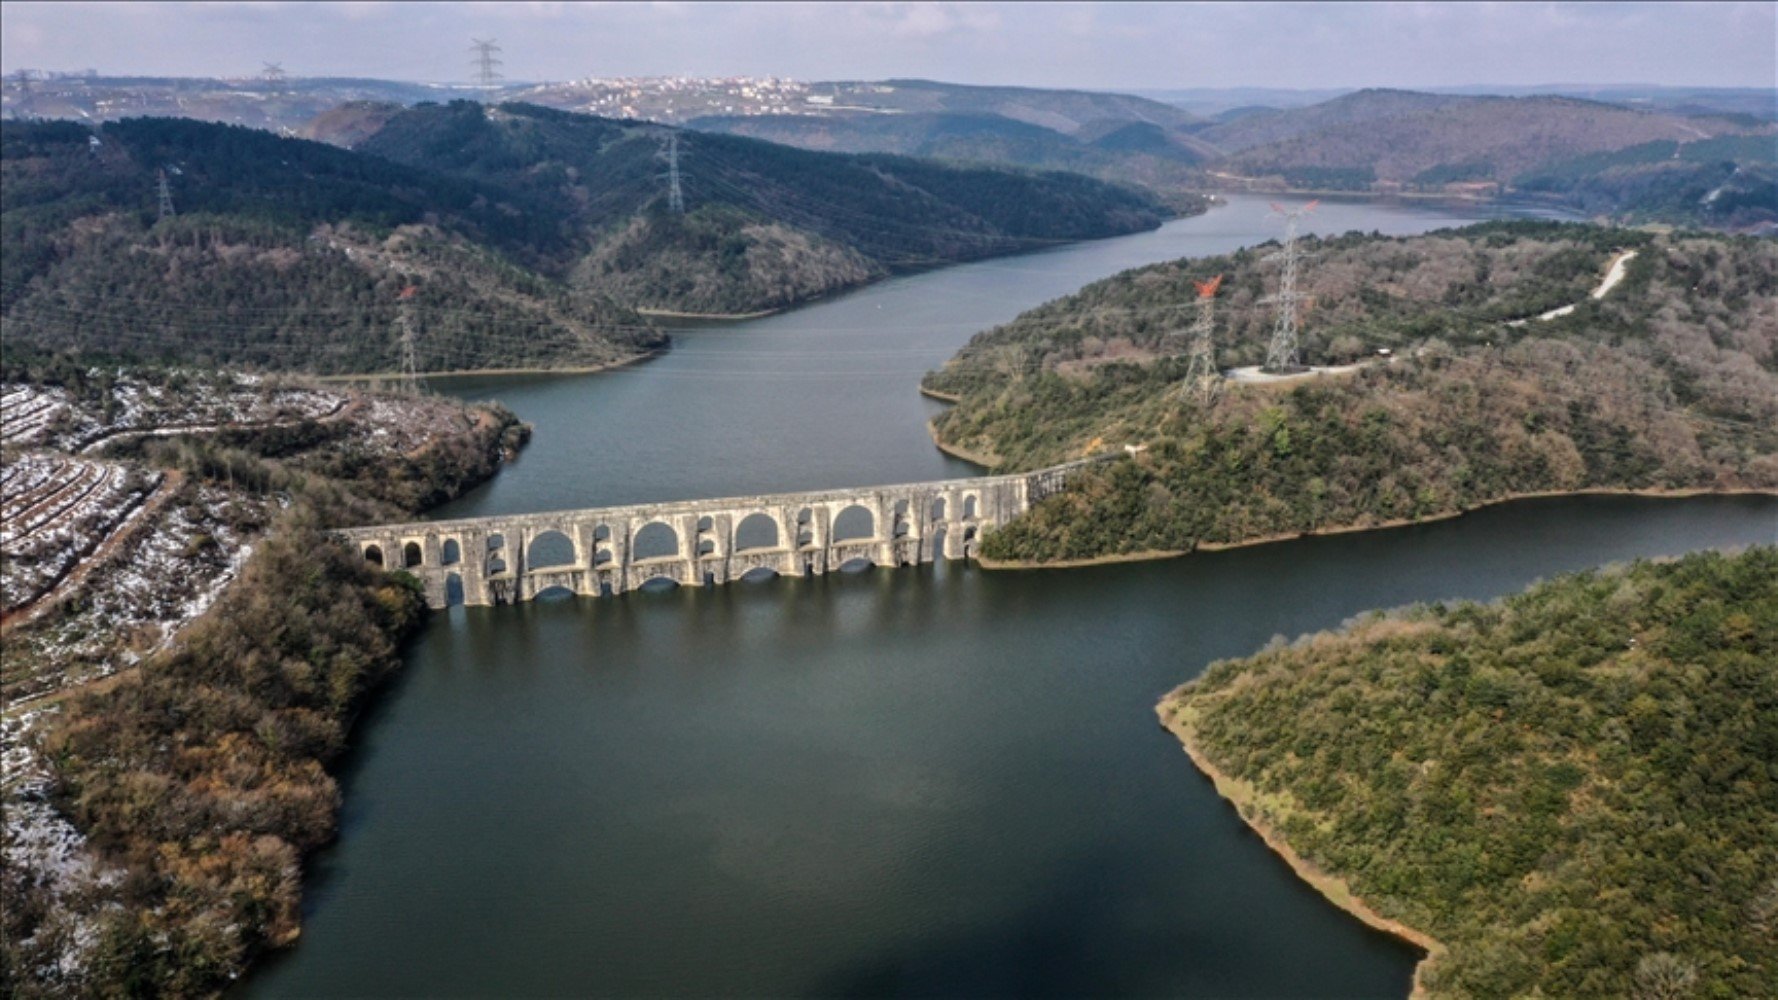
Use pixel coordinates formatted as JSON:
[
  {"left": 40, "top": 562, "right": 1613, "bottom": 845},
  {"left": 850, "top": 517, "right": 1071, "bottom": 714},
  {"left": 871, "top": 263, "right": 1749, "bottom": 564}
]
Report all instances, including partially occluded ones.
[{"left": 340, "top": 461, "right": 1103, "bottom": 608}]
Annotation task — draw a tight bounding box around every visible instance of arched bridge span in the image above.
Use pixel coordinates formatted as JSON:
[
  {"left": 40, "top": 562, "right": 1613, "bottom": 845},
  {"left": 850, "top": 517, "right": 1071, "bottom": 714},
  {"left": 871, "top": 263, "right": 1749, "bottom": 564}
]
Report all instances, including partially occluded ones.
[{"left": 338, "top": 460, "right": 1102, "bottom": 608}]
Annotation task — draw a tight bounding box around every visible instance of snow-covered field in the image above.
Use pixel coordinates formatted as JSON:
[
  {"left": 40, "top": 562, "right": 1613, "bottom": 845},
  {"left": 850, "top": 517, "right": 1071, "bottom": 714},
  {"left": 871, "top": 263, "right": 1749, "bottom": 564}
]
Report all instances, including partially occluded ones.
[
  {"left": 1, "top": 454, "right": 158, "bottom": 615},
  {"left": 0, "top": 371, "right": 347, "bottom": 453}
]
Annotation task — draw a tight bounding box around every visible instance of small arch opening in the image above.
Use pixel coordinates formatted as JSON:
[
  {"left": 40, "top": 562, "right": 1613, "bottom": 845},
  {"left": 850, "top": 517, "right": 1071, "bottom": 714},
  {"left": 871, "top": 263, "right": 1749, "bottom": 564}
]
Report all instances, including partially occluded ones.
[
  {"left": 831, "top": 504, "right": 875, "bottom": 543},
  {"left": 593, "top": 524, "right": 612, "bottom": 542},
  {"left": 697, "top": 515, "right": 715, "bottom": 533},
  {"left": 593, "top": 548, "right": 613, "bottom": 566},
  {"left": 963, "top": 495, "right": 979, "bottom": 520},
  {"left": 488, "top": 554, "right": 508, "bottom": 575},
  {"left": 363, "top": 544, "right": 384, "bottom": 567},
  {"left": 528, "top": 530, "right": 576, "bottom": 570},
  {"left": 403, "top": 541, "right": 423, "bottom": 568},
  {"left": 929, "top": 497, "right": 947, "bottom": 521},
  {"left": 929, "top": 525, "right": 949, "bottom": 561},
  {"left": 488, "top": 533, "right": 505, "bottom": 551},
  {"left": 735, "top": 512, "right": 779, "bottom": 551},
  {"left": 441, "top": 539, "right": 461, "bottom": 566},
  {"left": 633, "top": 522, "right": 680, "bottom": 561},
  {"left": 445, "top": 573, "right": 464, "bottom": 605},
  {"left": 697, "top": 538, "right": 718, "bottom": 557}
]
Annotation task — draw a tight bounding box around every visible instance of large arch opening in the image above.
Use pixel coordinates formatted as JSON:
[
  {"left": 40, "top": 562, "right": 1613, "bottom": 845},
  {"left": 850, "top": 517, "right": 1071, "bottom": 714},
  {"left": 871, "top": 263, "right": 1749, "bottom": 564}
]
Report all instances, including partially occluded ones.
[
  {"left": 403, "top": 541, "right": 423, "bottom": 568},
  {"left": 796, "top": 507, "right": 815, "bottom": 548},
  {"left": 633, "top": 522, "right": 680, "bottom": 561},
  {"left": 963, "top": 525, "right": 979, "bottom": 557},
  {"left": 963, "top": 495, "right": 979, "bottom": 520},
  {"left": 735, "top": 513, "right": 779, "bottom": 551},
  {"left": 838, "top": 556, "right": 875, "bottom": 573},
  {"left": 534, "top": 585, "right": 575, "bottom": 601},
  {"left": 891, "top": 499, "right": 911, "bottom": 539},
  {"left": 929, "top": 525, "right": 949, "bottom": 563},
  {"left": 445, "top": 572, "right": 464, "bottom": 605},
  {"left": 528, "top": 530, "right": 576, "bottom": 570},
  {"left": 638, "top": 575, "right": 680, "bottom": 593},
  {"left": 929, "top": 496, "right": 947, "bottom": 522},
  {"left": 831, "top": 504, "right": 875, "bottom": 543},
  {"left": 441, "top": 539, "right": 461, "bottom": 566},
  {"left": 739, "top": 566, "right": 778, "bottom": 583},
  {"left": 363, "top": 544, "right": 384, "bottom": 567}
]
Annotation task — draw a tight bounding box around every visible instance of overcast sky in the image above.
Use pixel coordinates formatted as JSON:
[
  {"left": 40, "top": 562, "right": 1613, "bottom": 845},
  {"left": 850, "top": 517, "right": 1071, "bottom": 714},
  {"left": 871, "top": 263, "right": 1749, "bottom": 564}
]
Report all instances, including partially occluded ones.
[{"left": 2, "top": 1, "right": 1773, "bottom": 90}]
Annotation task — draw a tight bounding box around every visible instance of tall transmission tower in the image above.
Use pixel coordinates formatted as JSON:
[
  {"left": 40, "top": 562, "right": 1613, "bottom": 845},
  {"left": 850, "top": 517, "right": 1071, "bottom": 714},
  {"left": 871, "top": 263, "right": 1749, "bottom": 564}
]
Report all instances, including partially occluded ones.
[
  {"left": 1261, "top": 200, "right": 1318, "bottom": 372},
  {"left": 658, "top": 132, "right": 686, "bottom": 214},
  {"left": 395, "top": 283, "right": 421, "bottom": 388},
  {"left": 9, "top": 69, "right": 35, "bottom": 120},
  {"left": 469, "top": 38, "right": 503, "bottom": 89},
  {"left": 156, "top": 168, "right": 176, "bottom": 220},
  {"left": 1178, "top": 275, "right": 1224, "bottom": 405},
  {"left": 261, "top": 62, "right": 287, "bottom": 91}
]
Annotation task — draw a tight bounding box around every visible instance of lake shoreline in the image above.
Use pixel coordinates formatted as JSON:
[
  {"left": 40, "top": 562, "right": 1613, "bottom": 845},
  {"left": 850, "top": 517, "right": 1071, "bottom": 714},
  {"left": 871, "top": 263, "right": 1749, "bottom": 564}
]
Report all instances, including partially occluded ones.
[
  {"left": 975, "top": 486, "right": 1778, "bottom": 570},
  {"left": 312, "top": 348, "right": 668, "bottom": 382},
  {"left": 1155, "top": 699, "right": 1446, "bottom": 998}
]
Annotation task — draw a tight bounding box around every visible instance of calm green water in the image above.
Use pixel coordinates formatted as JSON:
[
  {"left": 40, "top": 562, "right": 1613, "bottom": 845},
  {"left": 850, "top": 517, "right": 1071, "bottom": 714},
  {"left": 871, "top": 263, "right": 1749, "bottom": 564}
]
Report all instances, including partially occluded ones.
[{"left": 245, "top": 198, "right": 1776, "bottom": 998}]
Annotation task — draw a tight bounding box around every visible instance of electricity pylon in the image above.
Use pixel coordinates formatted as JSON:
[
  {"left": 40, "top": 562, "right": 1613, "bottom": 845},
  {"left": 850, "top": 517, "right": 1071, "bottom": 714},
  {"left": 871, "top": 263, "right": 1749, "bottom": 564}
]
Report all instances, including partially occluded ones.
[
  {"left": 658, "top": 132, "right": 685, "bottom": 214},
  {"left": 1179, "top": 275, "right": 1224, "bottom": 405},
  {"left": 469, "top": 39, "right": 503, "bottom": 89},
  {"left": 1261, "top": 200, "right": 1317, "bottom": 372},
  {"left": 156, "top": 168, "right": 175, "bottom": 219},
  {"left": 395, "top": 283, "right": 421, "bottom": 389}
]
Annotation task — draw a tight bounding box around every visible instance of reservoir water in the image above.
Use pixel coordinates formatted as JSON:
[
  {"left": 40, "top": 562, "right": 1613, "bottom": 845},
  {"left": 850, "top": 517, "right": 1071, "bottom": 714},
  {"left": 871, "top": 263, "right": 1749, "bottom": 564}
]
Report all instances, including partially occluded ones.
[{"left": 246, "top": 196, "right": 1777, "bottom": 998}]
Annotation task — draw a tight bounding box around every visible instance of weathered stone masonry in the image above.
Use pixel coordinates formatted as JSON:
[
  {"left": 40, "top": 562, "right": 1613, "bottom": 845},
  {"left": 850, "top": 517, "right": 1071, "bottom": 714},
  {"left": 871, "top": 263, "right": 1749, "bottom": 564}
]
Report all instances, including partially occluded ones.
[{"left": 339, "top": 460, "right": 1102, "bottom": 608}]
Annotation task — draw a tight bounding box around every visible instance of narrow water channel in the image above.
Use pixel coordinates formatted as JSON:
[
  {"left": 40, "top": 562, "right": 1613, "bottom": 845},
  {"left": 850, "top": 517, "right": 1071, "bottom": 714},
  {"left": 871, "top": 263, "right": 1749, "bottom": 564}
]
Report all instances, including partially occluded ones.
[{"left": 245, "top": 196, "right": 1775, "bottom": 998}]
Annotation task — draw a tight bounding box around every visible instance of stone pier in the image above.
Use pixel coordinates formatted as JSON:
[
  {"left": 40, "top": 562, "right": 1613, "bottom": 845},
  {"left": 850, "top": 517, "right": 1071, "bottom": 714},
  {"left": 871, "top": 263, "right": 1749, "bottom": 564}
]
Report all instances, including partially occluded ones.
[{"left": 338, "top": 459, "right": 1106, "bottom": 608}]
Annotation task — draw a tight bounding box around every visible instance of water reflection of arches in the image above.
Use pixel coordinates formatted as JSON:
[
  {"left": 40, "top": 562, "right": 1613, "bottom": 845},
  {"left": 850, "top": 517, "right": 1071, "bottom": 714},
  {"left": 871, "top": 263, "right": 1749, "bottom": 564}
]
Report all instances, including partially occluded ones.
[
  {"left": 633, "top": 522, "right": 680, "bottom": 560},
  {"left": 735, "top": 512, "right": 779, "bottom": 551},
  {"left": 441, "top": 539, "right": 461, "bottom": 565},
  {"left": 527, "top": 530, "right": 575, "bottom": 570},
  {"left": 831, "top": 504, "right": 874, "bottom": 542}
]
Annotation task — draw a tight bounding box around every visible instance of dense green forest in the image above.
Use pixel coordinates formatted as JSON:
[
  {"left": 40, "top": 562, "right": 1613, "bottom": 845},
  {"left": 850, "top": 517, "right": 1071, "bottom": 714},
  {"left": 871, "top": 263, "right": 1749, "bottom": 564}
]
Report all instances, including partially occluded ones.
[
  {"left": 920, "top": 223, "right": 1778, "bottom": 561},
  {"left": 357, "top": 101, "right": 1170, "bottom": 313},
  {"left": 1, "top": 372, "right": 527, "bottom": 997},
  {"left": 1161, "top": 548, "right": 1778, "bottom": 998},
  {"left": 1, "top": 118, "right": 663, "bottom": 373}
]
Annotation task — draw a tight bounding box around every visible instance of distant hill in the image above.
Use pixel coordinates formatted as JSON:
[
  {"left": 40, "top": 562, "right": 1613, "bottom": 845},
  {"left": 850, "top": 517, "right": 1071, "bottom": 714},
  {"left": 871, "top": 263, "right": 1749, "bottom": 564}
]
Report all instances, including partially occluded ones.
[
  {"left": 354, "top": 101, "right": 1170, "bottom": 315},
  {"left": 686, "top": 111, "right": 1215, "bottom": 204},
  {"left": 1193, "top": 89, "right": 1775, "bottom": 228}
]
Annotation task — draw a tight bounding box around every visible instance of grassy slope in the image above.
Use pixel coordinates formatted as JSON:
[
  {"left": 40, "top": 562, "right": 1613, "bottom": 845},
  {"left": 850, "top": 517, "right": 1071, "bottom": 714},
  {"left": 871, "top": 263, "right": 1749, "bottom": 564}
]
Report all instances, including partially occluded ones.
[{"left": 1160, "top": 548, "right": 1778, "bottom": 998}]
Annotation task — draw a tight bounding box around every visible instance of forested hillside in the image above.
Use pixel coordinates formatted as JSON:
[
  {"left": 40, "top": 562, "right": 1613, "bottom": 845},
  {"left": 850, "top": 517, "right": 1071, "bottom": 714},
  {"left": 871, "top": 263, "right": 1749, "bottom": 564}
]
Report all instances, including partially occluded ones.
[
  {"left": 0, "top": 118, "right": 663, "bottom": 373},
  {"left": 1161, "top": 548, "right": 1778, "bottom": 998},
  {"left": 922, "top": 223, "right": 1778, "bottom": 561},
  {"left": 356, "top": 101, "right": 1171, "bottom": 314}
]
